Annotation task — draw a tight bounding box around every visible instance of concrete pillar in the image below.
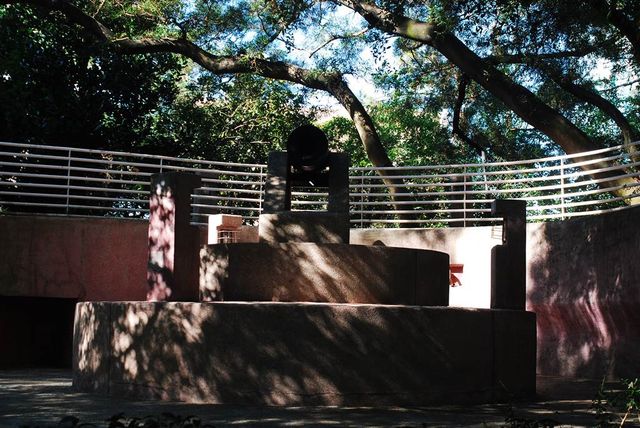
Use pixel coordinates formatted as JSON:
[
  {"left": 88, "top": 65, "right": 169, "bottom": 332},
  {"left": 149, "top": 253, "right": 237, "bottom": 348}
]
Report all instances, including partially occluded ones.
[
  {"left": 490, "top": 199, "right": 526, "bottom": 310},
  {"left": 263, "top": 152, "right": 291, "bottom": 213},
  {"left": 327, "top": 153, "right": 350, "bottom": 213},
  {"left": 147, "top": 172, "right": 202, "bottom": 302}
]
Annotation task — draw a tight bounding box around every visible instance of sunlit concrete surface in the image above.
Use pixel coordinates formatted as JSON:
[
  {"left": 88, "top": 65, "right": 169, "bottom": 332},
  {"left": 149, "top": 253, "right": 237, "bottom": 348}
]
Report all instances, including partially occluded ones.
[
  {"left": 0, "top": 370, "right": 622, "bottom": 427},
  {"left": 73, "top": 302, "right": 535, "bottom": 406},
  {"left": 200, "top": 243, "right": 450, "bottom": 305}
]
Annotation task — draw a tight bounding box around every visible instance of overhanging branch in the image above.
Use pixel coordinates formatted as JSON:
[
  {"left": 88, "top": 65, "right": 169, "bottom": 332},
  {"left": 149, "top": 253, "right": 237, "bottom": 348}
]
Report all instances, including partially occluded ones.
[{"left": 451, "top": 74, "right": 484, "bottom": 157}]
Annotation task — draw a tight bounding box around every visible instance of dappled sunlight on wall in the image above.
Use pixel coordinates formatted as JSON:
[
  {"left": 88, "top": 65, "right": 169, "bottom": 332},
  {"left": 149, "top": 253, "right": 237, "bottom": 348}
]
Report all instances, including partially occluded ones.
[
  {"left": 74, "top": 301, "right": 535, "bottom": 405},
  {"left": 527, "top": 208, "right": 640, "bottom": 379},
  {"left": 147, "top": 186, "right": 176, "bottom": 301},
  {"left": 73, "top": 303, "right": 110, "bottom": 392},
  {"left": 200, "top": 243, "right": 449, "bottom": 306}
]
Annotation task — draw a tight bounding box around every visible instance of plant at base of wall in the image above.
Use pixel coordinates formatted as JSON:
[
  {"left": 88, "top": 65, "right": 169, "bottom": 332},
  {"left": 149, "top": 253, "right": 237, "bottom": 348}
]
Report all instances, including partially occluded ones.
[{"left": 592, "top": 377, "right": 640, "bottom": 427}]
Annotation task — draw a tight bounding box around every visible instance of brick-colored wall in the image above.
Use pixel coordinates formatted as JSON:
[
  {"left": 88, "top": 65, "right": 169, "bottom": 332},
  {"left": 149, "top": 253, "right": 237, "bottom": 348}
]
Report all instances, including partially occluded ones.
[
  {"left": 1, "top": 208, "right": 638, "bottom": 378},
  {"left": 0, "top": 216, "right": 149, "bottom": 301},
  {"left": 351, "top": 207, "right": 640, "bottom": 379}
]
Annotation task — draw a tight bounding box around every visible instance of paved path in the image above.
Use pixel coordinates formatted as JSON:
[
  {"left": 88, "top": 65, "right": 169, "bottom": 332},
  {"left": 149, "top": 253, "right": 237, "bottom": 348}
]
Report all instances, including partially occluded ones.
[{"left": 0, "top": 370, "right": 631, "bottom": 427}]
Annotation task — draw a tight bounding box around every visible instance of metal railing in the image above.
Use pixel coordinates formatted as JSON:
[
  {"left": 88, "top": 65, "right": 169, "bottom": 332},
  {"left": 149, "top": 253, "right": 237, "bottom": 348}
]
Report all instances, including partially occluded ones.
[{"left": 1, "top": 140, "right": 639, "bottom": 227}]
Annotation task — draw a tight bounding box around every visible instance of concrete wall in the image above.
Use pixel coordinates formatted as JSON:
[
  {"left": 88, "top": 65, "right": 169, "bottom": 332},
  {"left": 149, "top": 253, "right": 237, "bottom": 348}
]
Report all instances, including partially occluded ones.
[
  {"left": 352, "top": 207, "right": 640, "bottom": 379},
  {"left": 1, "top": 207, "right": 638, "bottom": 378},
  {"left": 351, "top": 226, "right": 502, "bottom": 308},
  {"left": 0, "top": 216, "right": 149, "bottom": 301},
  {"left": 527, "top": 208, "right": 640, "bottom": 379},
  {"left": 0, "top": 215, "right": 257, "bottom": 301}
]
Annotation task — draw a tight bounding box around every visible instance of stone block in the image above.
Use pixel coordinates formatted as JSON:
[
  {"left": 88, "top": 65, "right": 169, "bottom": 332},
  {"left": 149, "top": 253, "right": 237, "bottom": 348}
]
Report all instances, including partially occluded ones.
[
  {"left": 147, "top": 172, "right": 202, "bottom": 302},
  {"left": 491, "top": 199, "right": 526, "bottom": 310},
  {"left": 258, "top": 212, "right": 350, "bottom": 244},
  {"left": 200, "top": 243, "right": 449, "bottom": 305},
  {"left": 327, "top": 153, "right": 350, "bottom": 213},
  {"left": 73, "top": 302, "right": 535, "bottom": 406},
  {"left": 416, "top": 250, "right": 450, "bottom": 306},
  {"left": 72, "top": 302, "right": 112, "bottom": 393},
  {"left": 262, "top": 152, "right": 290, "bottom": 213}
]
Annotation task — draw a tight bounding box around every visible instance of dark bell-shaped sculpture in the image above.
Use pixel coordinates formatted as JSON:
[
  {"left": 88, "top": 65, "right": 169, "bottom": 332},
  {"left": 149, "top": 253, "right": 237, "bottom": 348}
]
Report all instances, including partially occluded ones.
[
  {"left": 286, "top": 124, "right": 329, "bottom": 173},
  {"left": 262, "top": 124, "right": 349, "bottom": 215}
]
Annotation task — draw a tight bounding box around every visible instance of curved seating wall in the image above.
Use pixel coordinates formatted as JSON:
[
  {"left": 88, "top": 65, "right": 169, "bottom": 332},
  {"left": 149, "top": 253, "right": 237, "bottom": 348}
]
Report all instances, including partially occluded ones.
[{"left": 199, "top": 243, "right": 450, "bottom": 306}]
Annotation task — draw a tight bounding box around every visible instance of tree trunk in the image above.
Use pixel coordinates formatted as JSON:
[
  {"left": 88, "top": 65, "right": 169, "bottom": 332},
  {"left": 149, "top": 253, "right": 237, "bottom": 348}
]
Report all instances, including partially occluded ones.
[
  {"left": 539, "top": 65, "right": 640, "bottom": 161},
  {"left": 3, "top": 0, "right": 418, "bottom": 224},
  {"left": 336, "top": 0, "right": 640, "bottom": 204}
]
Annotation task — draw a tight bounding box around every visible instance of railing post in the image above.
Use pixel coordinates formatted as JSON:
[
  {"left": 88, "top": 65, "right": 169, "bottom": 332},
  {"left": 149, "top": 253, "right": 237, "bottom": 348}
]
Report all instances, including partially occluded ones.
[
  {"left": 65, "top": 149, "right": 72, "bottom": 214},
  {"left": 560, "top": 158, "right": 566, "bottom": 219},
  {"left": 159, "top": 157, "right": 164, "bottom": 173},
  {"left": 360, "top": 174, "right": 365, "bottom": 229},
  {"left": 463, "top": 166, "right": 467, "bottom": 227},
  {"left": 259, "top": 165, "right": 264, "bottom": 215}
]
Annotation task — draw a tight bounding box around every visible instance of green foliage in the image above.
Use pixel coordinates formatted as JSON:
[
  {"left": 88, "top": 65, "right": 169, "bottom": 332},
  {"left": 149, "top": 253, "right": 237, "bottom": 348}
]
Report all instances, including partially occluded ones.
[
  {"left": 372, "top": 0, "right": 639, "bottom": 160},
  {"left": 322, "top": 97, "right": 467, "bottom": 167},
  {"left": 0, "top": 3, "right": 315, "bottom": 164},
  {"left": 321, "top": 116, "right": 367, "bottom": 165},
  {"left": 592, "top": 378, "right": 640, "bottom": 427},
  {"left": 0, "top": 3, "right": 184, "bottom": 150},
  {"left": 2, "top": 0, "right": 640, "bottom": 169},
  {"left": 145, "top": 74, "right": 314, "bottom": 162}
]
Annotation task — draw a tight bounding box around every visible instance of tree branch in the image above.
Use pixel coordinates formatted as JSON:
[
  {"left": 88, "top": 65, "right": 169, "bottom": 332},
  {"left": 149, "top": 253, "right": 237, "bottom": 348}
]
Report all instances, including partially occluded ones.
[
  {"left": 601, "top": 77, "right": 640, "bottom": 92},
  {"left": 334, "top": 0, "right": 640, "bottom": 204},
  {"left": 537, "top": 62, "right": 640, "bottom": 160},
  {"left": 309, "top": 26, "right": 370, "bottom": 57},
  {"left": 451, "top": 74, "right": 484, "bottom": 157},
  {"left": 3, "top": 0, "right": 420, "bottom": 223},
  {"left": 485, "top": 48, "right": 599, "bottom": 65},
  {"left": 1, "top": 0, "right": 390, "bottom": 162}
]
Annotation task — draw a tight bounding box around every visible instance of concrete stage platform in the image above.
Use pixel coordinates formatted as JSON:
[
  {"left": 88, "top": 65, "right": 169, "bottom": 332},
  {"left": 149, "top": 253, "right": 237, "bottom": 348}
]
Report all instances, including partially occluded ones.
[
  {"left": 73, "top": 301, "right": 535, "bottom": 406},
  {"left": 200, "top": 243, "right": 450, "bottom": 305}
]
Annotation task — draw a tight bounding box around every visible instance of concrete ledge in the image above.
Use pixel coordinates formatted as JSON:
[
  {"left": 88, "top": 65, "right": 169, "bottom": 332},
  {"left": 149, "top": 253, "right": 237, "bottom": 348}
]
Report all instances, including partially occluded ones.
[
  {"left": 73, "top": 301, "right": 536, "bottom": 406},
  {"left": 258, "top": 212, "right": 350, "bottom": 243},
  {"left": 199, "top": 243, "right": 450, "bottom": 306}
]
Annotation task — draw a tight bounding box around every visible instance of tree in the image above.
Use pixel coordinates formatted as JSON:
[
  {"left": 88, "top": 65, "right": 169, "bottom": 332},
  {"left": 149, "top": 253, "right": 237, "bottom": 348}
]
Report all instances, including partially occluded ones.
[
  {"left": 0, "top": 0, "right": 418, "bottom": 221},
  {"left": 0, "top": 0, "right": 391, "bottom": 165},
  {"left": 323, "top": 96, "right": 460, "bottom": 166},
  {"left": 333, "top": 0, "right": 640, "bottom": 203},
  {"left": 0, "top": 4, "right": 322, "bottom": 163},
  {"left": 2, "top": 0, "right": 639, "bottom": 208},
  {"left": 0, "top": 3, "right": 185, "bottom": 150},
  {"left": 147, "top": 74, "right": 314, "bottom": 162}
]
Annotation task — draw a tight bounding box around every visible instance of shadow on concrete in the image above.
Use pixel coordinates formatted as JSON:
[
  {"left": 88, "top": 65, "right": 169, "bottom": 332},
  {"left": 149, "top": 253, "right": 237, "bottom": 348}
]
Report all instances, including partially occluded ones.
[
  {"left": 0, "top": 370, "right": 617, "bottom": 427},
  {"left": 74, "top": 302, "right": 534, "bottom": 406},
  {"left": 0, "top": 296, "right": 76, "bottom": 368},
  {"left": 200, "top": 243, "right": 449, "bottom": 306},
  {"left": 527, "top": 207, "right": 640, "bottom": 379}
]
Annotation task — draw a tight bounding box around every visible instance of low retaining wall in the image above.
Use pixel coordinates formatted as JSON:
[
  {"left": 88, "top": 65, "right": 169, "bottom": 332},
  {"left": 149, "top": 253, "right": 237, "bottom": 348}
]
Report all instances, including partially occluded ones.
[
  {"left": 0, "top": 216, "right": 148, "bottom": 301},
  {"left": 73, "top": 301, "right": 536, "bottom": 406},
  {"left": 0, "top": 215, "right": 257, "bottom": 301},
  {"left": 2, "top": 207, "right": 638, "bottom": 379},
  {"left": 199, "top": 243, "right": 449, "bottom": 305},
  {"left": 352, "top": 207, "right": 640, "bottom": 379}
]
